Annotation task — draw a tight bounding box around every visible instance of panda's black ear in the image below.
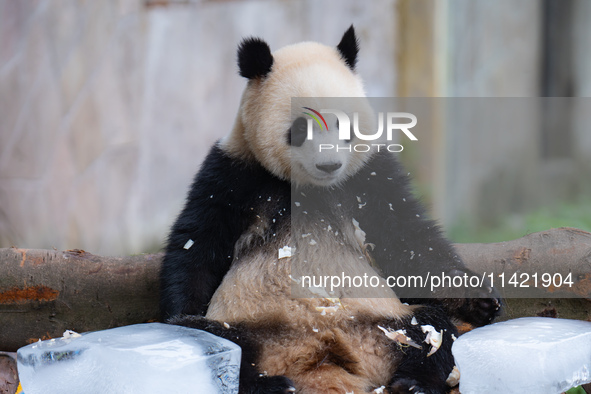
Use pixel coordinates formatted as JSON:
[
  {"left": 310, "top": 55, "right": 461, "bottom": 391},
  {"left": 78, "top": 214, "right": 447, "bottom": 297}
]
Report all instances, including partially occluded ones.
[
  {"left": 238, "top": 37, "right": 274, "bottom": 79},
  {"left": 336, "top": 25, "right": 359, "bottom": 71}
]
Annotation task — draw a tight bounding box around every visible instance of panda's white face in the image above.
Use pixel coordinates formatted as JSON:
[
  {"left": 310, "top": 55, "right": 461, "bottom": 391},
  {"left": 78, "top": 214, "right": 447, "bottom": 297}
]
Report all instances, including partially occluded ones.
[
  {"left": 289, "top": 116, "right": 352, "bottom": 186},
  {"left": 222, "top": 35, "right": 372, "bottom": 187}
]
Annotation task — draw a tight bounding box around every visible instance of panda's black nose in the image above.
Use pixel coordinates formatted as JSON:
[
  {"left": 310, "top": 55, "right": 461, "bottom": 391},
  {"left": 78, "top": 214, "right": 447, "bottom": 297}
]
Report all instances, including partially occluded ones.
[{"left": 316, "top": 162, "right": 342, "bottom": 173}]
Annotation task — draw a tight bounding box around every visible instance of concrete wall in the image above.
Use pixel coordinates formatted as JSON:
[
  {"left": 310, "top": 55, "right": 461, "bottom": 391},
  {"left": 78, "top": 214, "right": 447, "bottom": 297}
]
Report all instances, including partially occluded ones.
[
  {"left": 573, "top": 0, "right": 591, "bottom": 173},
  {"left": 0, "top": 0, "right": 398, "bottom": 255},
  {"left": 442, "top": 0, "right": 544, "bottom": 226},
  {"left": 416, "top": 0, "right": 591, "bottom": 230}
]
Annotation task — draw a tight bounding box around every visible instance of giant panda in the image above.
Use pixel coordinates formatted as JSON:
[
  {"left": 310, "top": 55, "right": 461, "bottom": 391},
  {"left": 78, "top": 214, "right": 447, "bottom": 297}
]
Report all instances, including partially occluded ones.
[{"left": 160, "top": 26, "right": 500, "bottom": 394}]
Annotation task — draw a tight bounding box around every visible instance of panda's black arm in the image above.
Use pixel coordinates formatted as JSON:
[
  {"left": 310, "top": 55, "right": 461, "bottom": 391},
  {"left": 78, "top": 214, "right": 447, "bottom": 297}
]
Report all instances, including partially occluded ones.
[
  {"left": 160, "top": 145, "right": 260, "bottom": 319},
  {"left": 346, "top": 151, "right": 464, "bottom": 288},
  {"left": 347, "top": 152, "right": 501, "bottom": 325}
]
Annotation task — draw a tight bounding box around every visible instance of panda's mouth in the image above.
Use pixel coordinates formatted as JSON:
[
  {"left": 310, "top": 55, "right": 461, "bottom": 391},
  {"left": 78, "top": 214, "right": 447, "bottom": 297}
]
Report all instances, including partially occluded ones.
[
  {"left": 307, "top": 166, "right": 342, "bottom": 184},
  {"left": 313, "top": 174, "right": 338, "bottom": 183},
  {"left": 294, "top": 162, "right": 343, "bottom": 186}
]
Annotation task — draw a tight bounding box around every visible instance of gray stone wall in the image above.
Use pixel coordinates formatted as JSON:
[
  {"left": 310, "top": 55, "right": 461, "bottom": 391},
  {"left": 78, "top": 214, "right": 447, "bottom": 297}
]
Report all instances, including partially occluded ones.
[
  {"left": 440, "top": 0, "right": 591, "bottom": 228},
  {"left": 0, "top": 0, "right": 398, "bottom": 255},
  {"left": 441, "top": 0, "right": 543, "bottom": 226},
  {"left": 573, "top": 0, "right": 591, "bottom": 172}
]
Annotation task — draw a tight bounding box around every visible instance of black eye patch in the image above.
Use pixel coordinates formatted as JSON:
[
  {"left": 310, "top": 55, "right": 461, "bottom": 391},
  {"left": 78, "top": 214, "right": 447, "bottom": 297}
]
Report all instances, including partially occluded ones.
[{"left": 288, "top": 117, "right": 308, "bottom": 147}]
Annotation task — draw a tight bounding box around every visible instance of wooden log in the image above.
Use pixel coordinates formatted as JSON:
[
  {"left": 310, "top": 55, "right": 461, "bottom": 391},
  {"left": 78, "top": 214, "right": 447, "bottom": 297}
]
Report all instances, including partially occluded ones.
[
  {"left": 453, "top": 227, "right": 591, "bottom": 298},
  {"left": 0, "top": 249, "right": 161, "bottom": 352},
  {"left": 0, "top": 227, "right": 590, "bottom": 352},
  {"left": 0, "top": 352, "right": 18, "bottom": 394}
]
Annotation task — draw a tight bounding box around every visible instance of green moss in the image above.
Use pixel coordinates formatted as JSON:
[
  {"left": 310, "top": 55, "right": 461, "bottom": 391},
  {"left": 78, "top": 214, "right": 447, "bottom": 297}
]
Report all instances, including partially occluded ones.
[{"left": 448, "top": 195, "right": 591, "bottom": 243}]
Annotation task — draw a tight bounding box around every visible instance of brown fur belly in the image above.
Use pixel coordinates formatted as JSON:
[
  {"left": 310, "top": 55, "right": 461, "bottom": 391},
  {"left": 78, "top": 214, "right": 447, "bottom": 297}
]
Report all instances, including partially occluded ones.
[
  {"left": 256, "top": 320, "right": 402, "bottom": 393},
  {"left": 205, "top": 234, "right": 414, "bottom": 393}
]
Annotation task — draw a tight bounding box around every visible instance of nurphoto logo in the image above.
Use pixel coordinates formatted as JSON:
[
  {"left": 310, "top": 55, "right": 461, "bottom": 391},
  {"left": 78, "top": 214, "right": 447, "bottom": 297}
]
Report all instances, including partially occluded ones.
[{"left": 302, "top": 107, "right": 418, "bottom": 153}]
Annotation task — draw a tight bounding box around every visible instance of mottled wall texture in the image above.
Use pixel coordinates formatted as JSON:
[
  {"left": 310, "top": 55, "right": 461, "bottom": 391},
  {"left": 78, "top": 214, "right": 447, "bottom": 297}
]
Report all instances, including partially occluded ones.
[
  {"left": 0, "top": 0, "right": 398, "bottom": 255},
  {"left": 442, "top": 0, "right": 591, "bottom": 227}
]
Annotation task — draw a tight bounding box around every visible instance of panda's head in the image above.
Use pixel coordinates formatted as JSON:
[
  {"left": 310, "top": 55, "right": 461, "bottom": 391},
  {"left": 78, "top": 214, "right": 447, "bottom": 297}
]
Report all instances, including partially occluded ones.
[{"left": 222, "top": 26, "right": 373, "bottom": 187}]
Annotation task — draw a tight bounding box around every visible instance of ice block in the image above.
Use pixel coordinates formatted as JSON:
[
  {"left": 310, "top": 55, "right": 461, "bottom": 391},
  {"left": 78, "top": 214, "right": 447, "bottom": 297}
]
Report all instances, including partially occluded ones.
[
  {"left": 17, "top": 323, "right": 241, "bottom": 394},
  {"left": 452, "top": 317, "right": 591, "bottom": 394}
]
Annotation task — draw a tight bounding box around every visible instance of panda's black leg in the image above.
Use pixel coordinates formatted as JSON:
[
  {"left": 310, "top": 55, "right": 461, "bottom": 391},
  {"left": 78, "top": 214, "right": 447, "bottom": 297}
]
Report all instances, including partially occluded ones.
[
  {"left": 385, "top": 306, "right": 456, "bottom": 394},
  {"left": 439, "top": 268, "right": 502, "bottom": 327},
  {"left": 167, "top": 315, "right": 295, "bottom": 394},
  {"left": 407, "top": 268, "right": 502, "bottom": 327}
]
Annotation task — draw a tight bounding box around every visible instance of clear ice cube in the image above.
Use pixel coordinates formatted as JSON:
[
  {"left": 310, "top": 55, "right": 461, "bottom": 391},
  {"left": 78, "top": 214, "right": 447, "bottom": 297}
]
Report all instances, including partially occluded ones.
[
  {"left": 17, "top": 323, "right": 241, "bottom": 394},
  {"left": 452, "top": 317, "right": 591, "bottom": 394}
]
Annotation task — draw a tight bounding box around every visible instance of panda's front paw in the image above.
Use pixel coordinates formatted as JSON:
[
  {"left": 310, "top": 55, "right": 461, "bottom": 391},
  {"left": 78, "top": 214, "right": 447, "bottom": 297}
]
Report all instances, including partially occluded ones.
[
  {"left": 463, "top": 292, "right": 502, "bottom": 326},
  {"left": 247, "top": 375, "right": 296, "bottom": 394},
  {"left": 443, "top": 269, "right": 502, "bottom": 327}
]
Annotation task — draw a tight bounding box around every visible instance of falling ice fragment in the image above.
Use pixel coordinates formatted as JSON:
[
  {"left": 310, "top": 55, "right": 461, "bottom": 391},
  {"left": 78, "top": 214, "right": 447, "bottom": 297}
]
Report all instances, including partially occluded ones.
[
  {"left": 278, "top": 246, "right": 292, "bottom": 259},
  {"left": 352, "top": 218, "right": 366, "bottom": 247}
]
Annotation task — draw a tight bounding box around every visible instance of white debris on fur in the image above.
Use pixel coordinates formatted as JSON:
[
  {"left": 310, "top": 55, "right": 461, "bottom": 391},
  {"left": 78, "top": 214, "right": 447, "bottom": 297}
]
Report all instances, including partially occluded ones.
[
  {"left": 315, "top": 306, "right": 340, "bottom": 315},
  {"left": 352, "top": 218, "right": 366, "bottom": 247},
  {"left": 377, "top": 325, "right": 421, "bottom": 349},
  {"left": 446, "top": 366, "right": 460, "bottom": 387},
  {"left": 278, "top": 246, "right": 292, "bottom": 259},
  {"left": 421, "top": 325, "right": 443, "bottom": 356}
]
